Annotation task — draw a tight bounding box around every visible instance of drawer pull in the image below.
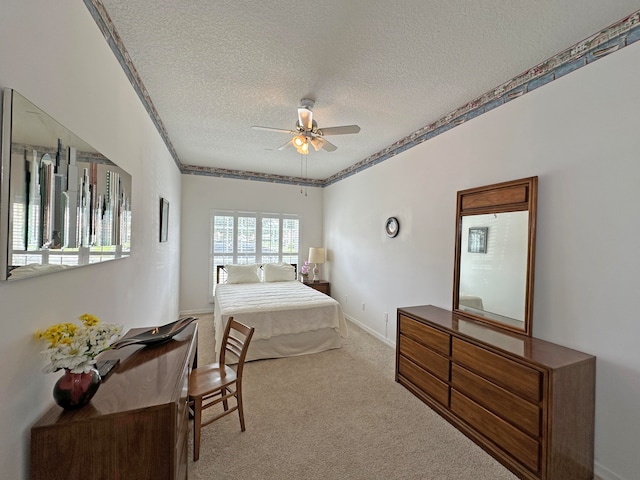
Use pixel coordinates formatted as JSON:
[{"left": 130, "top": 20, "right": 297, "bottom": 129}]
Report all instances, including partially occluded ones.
[
  {"left": 399, "top": 315, "right": 450, "bottom": 355},
  {"left": 451, "top": 390, "right": 540, "bottom": 473},
  {"left": 452, "top": 338, "right": 541, "bottom": 402},
  {"left": 399, "top": 356, "right": 449, "bottom": 406},
  {"left": 399, "top": 335, "right": 450, "bottom": 381}
]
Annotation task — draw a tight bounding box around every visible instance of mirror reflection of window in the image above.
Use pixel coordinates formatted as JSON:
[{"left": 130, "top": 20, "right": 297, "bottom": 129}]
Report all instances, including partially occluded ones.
[{"left": 459, "top": 211, "right": 529, "bottom": 322}]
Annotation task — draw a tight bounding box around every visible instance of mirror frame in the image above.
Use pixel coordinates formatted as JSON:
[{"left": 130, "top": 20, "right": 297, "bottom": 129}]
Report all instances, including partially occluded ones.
[{"left": 453, "top": 176, "right": 538, "bottom": 336}]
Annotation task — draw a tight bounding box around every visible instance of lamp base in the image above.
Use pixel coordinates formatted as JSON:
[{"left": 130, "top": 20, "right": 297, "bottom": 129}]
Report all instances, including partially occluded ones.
[{"left": 312, "top": 265, "right": 319, "bottom": 282}]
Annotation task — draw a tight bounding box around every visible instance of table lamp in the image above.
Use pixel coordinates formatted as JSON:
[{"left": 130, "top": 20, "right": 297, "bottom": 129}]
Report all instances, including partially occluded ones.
[{"left": 308, "top": 247, "right": 325, "bottom": 282}]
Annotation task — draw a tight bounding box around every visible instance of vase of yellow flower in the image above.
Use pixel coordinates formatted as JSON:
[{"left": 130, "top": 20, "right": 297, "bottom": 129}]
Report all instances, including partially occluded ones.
[
  {"left": 52, "top": 368, "right": 102, "bottom": 409},
  {"left": 36, "top": 313, "right": 123, "bottom": 409}
]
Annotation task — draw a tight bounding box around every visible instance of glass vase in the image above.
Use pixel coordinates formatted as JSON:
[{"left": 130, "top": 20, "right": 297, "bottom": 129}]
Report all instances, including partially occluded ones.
[{"left": 53, "top": 367, "right": 101, "bottom": 409}]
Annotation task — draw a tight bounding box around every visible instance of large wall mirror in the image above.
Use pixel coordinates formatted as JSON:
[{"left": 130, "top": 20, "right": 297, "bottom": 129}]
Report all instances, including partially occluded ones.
[
  {"left": 0, "top": 89, "right": 131, "bottom": 281},
  {"left": 453, "top": 177, "right": 537, "bottom": 335}
]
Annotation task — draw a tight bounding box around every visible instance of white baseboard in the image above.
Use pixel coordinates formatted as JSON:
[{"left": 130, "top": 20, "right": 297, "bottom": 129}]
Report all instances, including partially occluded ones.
[
  {"left": 344, "top": 314, "right": 395, "bottom": 348},
  {"left": 594, "top": 461, "right": 624, "bottom": 480},
  {"left": 179, "top": 309, "right": 214, "bottom": 316}
]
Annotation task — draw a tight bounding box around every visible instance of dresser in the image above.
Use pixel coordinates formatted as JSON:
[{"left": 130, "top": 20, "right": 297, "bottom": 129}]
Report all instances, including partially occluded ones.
[
  {"left": 30, "top": 323, "right": 198, "bottom": 480},
  {"left": 396, "top": 305, "right": 595, "bottom": 480}
]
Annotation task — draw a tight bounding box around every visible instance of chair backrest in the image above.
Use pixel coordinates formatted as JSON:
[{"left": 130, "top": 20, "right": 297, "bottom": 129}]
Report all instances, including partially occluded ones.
[{"left": 219, "top": 318, "right": 254, "bottom": 375}]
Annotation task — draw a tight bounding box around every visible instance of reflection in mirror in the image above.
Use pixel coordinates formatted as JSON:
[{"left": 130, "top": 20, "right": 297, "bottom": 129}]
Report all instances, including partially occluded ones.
[
  {"left": 0, "top": 89, "right": 131, "bottom": 281},
  {"left": 453, "top": 176, "right": 537, "bottom": 336},
  {"left": 456, "top": 318, "right": 526, "bottom": 356},
  {"left": 458, "top": 211, "right": 529, "bottom": 327}
]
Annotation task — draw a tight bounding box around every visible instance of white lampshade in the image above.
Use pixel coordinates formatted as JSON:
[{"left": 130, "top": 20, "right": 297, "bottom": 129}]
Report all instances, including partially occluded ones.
[{"left": 308, "top": 247, "right": 325, "bottom": 264}]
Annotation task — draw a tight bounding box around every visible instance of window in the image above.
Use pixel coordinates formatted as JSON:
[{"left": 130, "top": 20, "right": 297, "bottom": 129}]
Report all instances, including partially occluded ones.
[{"left": 209, "top": 210, "right": 300, "bottom": 300}]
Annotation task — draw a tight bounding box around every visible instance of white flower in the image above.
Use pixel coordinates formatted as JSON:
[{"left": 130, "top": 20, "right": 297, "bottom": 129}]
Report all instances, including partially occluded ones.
[{"left": 36, "top": 314, "right": 123, "bottom": 374}]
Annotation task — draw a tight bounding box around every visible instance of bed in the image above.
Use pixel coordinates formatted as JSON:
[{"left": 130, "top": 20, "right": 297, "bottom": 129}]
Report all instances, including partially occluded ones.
[{"left": 214, "top": 263, "right": 348, "bottom": 361}]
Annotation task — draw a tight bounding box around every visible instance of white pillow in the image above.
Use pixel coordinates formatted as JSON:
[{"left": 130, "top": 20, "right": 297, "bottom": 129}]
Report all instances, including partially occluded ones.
[
  {"left": 225, "top": 264, "right": 261, "bottom": 284},
  {"left": 263, "top": 262, "right": 296, "bottom": 282}
]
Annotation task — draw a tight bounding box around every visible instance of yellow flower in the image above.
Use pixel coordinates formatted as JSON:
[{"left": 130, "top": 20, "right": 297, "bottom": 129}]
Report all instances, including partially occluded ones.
[
  {"left": 79, "top": 313, "right": 100, "bottom": 327},
  {"left": 36, "top": 322, "right": 78, "bottom": 346},
  {"left": 36, "top": 314, "right": 122, "bottom": 374}
]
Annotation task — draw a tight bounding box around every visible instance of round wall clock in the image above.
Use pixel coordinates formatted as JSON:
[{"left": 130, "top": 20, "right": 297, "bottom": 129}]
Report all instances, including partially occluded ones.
[{"left": 385, "top": 217, "right": 400, "bottom": 238}]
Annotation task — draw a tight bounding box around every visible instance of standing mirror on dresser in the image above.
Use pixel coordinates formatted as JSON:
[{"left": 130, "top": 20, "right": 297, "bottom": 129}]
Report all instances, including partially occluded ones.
[{"left": 453, "top": 176, "right": 537, "bottom": 335}]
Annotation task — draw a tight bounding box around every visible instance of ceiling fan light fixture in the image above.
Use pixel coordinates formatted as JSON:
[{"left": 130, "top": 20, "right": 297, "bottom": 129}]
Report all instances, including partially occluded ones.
[
  {"left": 292, "top": 134, "right": 306, "bottom": 148},
  {"left": 309, "top": 137, "right": 324, "bottom": 151},
  {"left": 297, "top": 142, "right": 309, "bottom": 155},
  {"left": 293, "top": 134, "right": 309, "bottom": 154}
]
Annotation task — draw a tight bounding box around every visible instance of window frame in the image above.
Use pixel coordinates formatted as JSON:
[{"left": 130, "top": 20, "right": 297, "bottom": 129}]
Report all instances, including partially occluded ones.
[{"left": 209, "top": 209, "right": 301, "bottom": 301}]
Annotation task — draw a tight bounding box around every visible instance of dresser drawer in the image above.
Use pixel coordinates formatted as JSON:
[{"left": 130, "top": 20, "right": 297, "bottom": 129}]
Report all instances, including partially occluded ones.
[
  {"left": 400, "top": 335, "right": 450, "bottom": 381},
  {"left": 452, "top": 338, "right": 541, "bottom": 402},
  {"left": 451, "top": 363, "right": 540, "bottom": 437},
  {"left": 451, "top": 389, "right": 540, "bottom": 473},
  {"left": 399, "top": 356, "right": 449, "bottom": 406},
  {"left": 399, "top": 315, "right": 450, "bottom": 356}
]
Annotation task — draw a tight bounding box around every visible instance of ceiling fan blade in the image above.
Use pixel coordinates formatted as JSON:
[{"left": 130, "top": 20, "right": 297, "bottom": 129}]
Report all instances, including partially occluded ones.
[
  {"left": 278, "top": 139, "right": 294, "bottom": 150},
  {"left": 318, "top": 125, "right": 360, "bottom": 136},
  {"left": 298, "top": 107, "right": 313, "bottom": 131},
  {"left": 320, "top": 139, "right": 338, "bottom": 152},
  {"left": 252, "top": 125, "right": 297, "bottom": 135}
]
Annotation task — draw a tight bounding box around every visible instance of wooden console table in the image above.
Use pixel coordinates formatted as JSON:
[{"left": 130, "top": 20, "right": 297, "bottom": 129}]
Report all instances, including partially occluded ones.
[
  {"left": 30, "top": 323, "right": 198, "bottom": 480},
  {"left": 396, "top": 305, "right": 595, "bottom": 480}
]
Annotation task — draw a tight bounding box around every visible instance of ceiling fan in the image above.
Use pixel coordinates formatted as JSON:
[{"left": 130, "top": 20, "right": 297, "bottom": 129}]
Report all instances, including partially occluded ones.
[{"left": 252, "top": 98, "right": 360, "bottom": 154}]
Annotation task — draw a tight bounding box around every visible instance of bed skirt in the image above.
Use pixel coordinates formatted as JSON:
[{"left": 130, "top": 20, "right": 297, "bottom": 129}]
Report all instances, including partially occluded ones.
[{"left": 245, "top": 327, "right": 343, "bottom": 361}]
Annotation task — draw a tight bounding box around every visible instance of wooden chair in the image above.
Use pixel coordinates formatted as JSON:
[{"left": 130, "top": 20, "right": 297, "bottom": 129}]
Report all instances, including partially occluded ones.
[{"left": 188, "top": 317, "right": 254, "bottom": 461}]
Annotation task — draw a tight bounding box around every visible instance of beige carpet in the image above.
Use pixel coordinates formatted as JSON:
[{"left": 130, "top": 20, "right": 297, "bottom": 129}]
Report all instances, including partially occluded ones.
[{"left": 188, "top": 314, "right": 517, "bottom": 480}]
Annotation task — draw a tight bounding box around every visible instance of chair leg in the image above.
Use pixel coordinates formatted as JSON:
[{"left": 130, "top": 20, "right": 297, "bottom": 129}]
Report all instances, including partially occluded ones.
[
  {"left": 222, "top": 386, "right": 229, "bottom": 411},
  {"left": 192, "top": 396, "right": 202, "bottom": 461},
  {"left": 237, "top": 384, "right": 246, "bottom": 432}
]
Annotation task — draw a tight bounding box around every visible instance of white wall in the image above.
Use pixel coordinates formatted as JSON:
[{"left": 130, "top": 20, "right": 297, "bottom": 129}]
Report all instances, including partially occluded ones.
[
  {"left": 0, "top": 1, "right": 182, "bottom": 478},
  {"left": 3, "top": 1, "right": 639, "bottom": 479},
  {"left": 179, "top": 175, "right": 323, "bottom": 313},
  {"left": 324, "top": 41, "right": 640, "bottom": 479}
]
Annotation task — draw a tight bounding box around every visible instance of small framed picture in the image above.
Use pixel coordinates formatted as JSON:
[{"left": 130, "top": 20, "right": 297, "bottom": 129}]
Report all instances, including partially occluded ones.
[
  {"left": 468, "top": 227, "right": 488, "bottom": 253},
  {"left": 159, "top": 198, "right": 169, "bottom": 242}
]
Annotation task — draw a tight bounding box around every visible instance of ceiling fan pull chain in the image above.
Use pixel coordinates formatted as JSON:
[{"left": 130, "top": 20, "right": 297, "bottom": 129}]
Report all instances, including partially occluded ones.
[{"left": 300, "top": 153, "right": 304, "bottom": 195}]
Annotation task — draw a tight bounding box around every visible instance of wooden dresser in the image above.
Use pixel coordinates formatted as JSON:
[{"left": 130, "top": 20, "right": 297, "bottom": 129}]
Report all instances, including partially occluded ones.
[
  {"left": 396, "top": 305, "right": 595, "bottom": 480},
  {"left": 30, "top": 323, "right": 198, "bottom": 480}
]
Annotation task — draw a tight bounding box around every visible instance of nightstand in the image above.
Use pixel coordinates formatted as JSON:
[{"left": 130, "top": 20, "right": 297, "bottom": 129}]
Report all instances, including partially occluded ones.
[{"left": 305, "top": 280, "right": 330, "bottom": 296}]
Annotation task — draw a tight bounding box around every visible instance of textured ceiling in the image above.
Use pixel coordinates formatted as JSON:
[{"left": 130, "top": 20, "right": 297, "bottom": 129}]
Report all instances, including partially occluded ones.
[{"left": 96, "top": 0, "right": 640, "bottom": 182}]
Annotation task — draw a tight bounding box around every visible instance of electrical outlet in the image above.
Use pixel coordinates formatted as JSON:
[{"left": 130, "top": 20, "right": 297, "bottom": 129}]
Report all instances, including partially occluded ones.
[
  {"left": 384, "top": 312, "right": 388, "bottom": 324},
  {"left": 361, "top": 302, "right": 365, "bottom": 311}
]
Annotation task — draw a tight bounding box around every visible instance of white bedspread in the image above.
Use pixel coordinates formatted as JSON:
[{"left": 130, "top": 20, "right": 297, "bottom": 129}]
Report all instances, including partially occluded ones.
[{"left": 214, "top": 281, "right": 348, "bottom": 354}]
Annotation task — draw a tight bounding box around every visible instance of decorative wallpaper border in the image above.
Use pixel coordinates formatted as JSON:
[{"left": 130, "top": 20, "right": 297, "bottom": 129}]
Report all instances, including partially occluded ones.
[
  {"left": 180, "top": 164, "right": 324, "bottom": 187},
  {"left": 85, "top": 2, "right": 640, "bottom": 188},
  {"left": 84, "top": 0, "right": 182, "bottom": 171},
  {"left": 324, "top": 10, "right": 640, "bottom": 186}
]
